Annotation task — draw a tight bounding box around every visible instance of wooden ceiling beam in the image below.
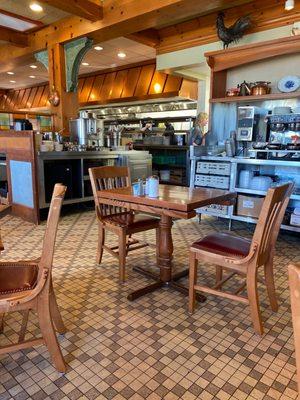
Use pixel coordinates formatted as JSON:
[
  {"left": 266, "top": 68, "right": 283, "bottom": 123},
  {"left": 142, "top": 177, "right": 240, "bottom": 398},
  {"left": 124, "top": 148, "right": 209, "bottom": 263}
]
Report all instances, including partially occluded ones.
[
  {"left": 38, "top": 0, "right": 103, "bottom": 22},
  {"left": 0, "top": 26, "right": 28, "bottom": 47},
  {"left": 126, "top": 29, "right": 160, "bottom": 48},
  {"left": 0, "top": 0, "right": 254, "bottom": 72},
  {"left": 157, "top": 0, "right": 300, "bottom": 54}
]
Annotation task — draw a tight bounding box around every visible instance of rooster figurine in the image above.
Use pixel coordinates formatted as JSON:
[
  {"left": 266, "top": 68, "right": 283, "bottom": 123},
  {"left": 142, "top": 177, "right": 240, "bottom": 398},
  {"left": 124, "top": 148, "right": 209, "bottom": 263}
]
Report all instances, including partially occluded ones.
[{"left": 216, "top": 12, "right": 252, "bottom": 49}]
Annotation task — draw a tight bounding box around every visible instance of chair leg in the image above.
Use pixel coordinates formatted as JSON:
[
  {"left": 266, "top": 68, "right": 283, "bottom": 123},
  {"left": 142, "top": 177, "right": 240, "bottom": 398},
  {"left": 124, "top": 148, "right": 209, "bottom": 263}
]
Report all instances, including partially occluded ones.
[
  {"left": 37, "top": 300, "right": 66, "bottom": 373},
  {"left": 188, "top": 252, "right": 198, "bottom": 314},
  {"left": 0, "top": 313, "right": 4, "bottom": 333},
  {"left": 215, "top": 266, "right": 223, "bottom": 287},
  {"left": 50, "top": 285, "right": 67, "bottom": 334},
  {"left": 18, "top": 310, "right": 30, "bottom": 343},
  {"left": 118, "top": 231, "right": 127, "bottom": 283},
  {"left": 264, "top": 259, "right": 278, "bottom": 312},
  {"left": 96, "top": 223, "right": 105, "bottom": 265},
  {"left": 246, "top": 270, "right": 264, "bottom": 335}
]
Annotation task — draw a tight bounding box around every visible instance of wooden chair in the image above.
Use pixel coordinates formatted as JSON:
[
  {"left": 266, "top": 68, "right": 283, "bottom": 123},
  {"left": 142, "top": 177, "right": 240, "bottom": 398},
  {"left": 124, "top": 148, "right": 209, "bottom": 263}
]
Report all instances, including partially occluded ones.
[
  {"left": 0, "top": 184, "right": 67, "bottom": 372},
  {"left": 289, "top": 263, "right": 300, "bottom": 399},
  {"left": 89, "top": 166, "right": 160, "bottom": 282},
  {"left": 189, "top": 183, "right": 294, "bottom": 335}
]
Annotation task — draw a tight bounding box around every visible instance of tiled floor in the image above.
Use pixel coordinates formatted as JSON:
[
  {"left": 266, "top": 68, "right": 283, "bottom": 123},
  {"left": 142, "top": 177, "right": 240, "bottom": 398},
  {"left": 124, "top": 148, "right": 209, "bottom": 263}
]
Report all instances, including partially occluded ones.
[{"left": 0, "top": 211, "right": 299, "bottom": 400}]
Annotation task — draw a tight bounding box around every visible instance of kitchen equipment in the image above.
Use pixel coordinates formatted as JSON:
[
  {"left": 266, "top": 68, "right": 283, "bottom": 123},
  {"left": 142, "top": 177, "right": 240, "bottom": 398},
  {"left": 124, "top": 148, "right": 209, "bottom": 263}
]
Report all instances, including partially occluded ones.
[
  {"left": 277, "top": 75, "right": 300, "bottom": 93},
  {"left": 238, "top": 81, "right": 252, "bottom": 96},
  {"left": 267, "top": 143, "right": 285, "bottom": 150},
  {"left": 252, "top": 142, "right": 267, "bottom": 149},
  {"left": 273, "top": 106, "right": 291, "bottom": 115},
  {"left": 236, "top": 106, "right": 268, "bottom": 142},
  {"left": 251, "top": 81, "right": 271, "bottom": 96},
  {"left": 225, "top": 139, "right": 235, "bottom": 157},
  {"left": 239, "top": 170, "right": 253, "bottom": 188},
  {"left": 268, "top": 113, "right": 300, "bottom": 144},
  {"left": 226, "top": 88, "right": 240, "bottom": 97},
  {"left": 250, "top": 175, "right": 273, "bottom": 191},
  {"left": 69, "top": 116, "right": 104, "bottom": 147}
]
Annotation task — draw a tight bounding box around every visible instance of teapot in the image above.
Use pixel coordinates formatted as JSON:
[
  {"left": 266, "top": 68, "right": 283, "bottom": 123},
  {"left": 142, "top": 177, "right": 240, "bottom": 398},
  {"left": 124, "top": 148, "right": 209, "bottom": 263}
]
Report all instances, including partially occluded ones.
[{"left": 238, "top": 81, "right": 252, "bottom": 96}]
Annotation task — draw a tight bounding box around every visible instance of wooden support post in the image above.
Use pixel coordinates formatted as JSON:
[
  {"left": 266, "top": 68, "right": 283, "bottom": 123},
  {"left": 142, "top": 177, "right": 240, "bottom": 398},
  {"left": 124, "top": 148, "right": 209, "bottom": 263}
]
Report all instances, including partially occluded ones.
[
  {"left": 289, "top": 263, "right": 300, "bottom": 400},
  {"left": 47, "top": 44, "right": 78, "bottom": 134}
]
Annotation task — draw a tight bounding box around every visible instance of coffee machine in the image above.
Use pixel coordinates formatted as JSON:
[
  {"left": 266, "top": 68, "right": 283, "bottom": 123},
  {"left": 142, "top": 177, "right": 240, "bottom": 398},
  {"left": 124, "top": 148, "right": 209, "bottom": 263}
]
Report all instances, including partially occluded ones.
[
  {"left": 236, "top": 106, "right": 268, "bottom": 142},
  {"left": 69, "top": 113, "right": 104, "bottom": 148},
  {"left": 268, "top": 113, "right": 300, "bottom": 144}
]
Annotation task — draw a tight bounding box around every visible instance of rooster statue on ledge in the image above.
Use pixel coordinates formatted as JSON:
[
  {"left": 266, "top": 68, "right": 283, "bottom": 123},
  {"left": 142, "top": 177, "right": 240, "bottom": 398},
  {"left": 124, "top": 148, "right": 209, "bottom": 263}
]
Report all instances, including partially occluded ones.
[{"left": 216, "top": 12, "right": 252, "bottom": 49}]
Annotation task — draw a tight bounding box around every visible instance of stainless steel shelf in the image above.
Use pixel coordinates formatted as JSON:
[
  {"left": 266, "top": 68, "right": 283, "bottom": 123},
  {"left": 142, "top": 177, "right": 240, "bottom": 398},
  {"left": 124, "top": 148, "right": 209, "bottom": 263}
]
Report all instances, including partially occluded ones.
[{"left": 234, "top": 187, "right": 300, "bottom": 200}]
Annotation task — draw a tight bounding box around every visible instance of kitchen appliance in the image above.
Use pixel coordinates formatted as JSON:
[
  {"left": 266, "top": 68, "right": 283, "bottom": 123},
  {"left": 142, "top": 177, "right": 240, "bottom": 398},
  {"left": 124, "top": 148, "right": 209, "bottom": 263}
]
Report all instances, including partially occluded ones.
[
  {"left": 69, "top": 116, "right": 104, "bottom": 147},
  {"left": 268, "top": 113, "right": 300, "bottom": 144},
  {"left": 236, "top": 106, "right": 268, "bottom": 142}
]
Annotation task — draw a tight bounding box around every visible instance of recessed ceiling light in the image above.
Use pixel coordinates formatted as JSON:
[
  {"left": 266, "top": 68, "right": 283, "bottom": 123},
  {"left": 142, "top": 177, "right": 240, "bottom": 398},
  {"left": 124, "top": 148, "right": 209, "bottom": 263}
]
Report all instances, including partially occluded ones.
[
  {"left": 30, "top": 65, "right": 37, "bottom": 69},
  {"left": 9, "top": 80, "right": 16, "bottom": 83},
  {"left": 29, "top": 3, "right": 43, "bottom": 12},
  {"left": 117, "top": 52, "right": 126, "bottom": 58},
  {"left": 94, "top": 46, "right": 103, "bottom": 51},
  {"left": 154, "top": 83, "right": 162, "bottom": 93},
  {"left": 7, "top": 71, "right": 14, "bottom": 75},
  {"left": 82, "top": 62, "right": 89, "bottom": 66},
  {"left": 29, "top": 75, "right": 36, "bottom": 78}
]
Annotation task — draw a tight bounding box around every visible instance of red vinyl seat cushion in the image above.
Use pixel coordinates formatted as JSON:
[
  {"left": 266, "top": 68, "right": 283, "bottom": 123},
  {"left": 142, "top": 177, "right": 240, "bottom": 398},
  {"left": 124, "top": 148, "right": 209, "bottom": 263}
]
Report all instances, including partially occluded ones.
[
  {"left": 191, "top": 232, "right": 251, "bottom": 258},
  {"left": 102, "top": 212, "right": 159, "bottom": 230},
  {"left": 0, "top": 263, "right": 38, "bottom": 295}
]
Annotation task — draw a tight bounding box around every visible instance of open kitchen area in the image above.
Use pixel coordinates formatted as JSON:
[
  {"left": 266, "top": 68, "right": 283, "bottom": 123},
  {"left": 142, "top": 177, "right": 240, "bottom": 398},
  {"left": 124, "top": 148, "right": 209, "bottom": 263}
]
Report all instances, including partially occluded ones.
[{"left": 0, "top": 1, "right": 300, "bottom": 400}]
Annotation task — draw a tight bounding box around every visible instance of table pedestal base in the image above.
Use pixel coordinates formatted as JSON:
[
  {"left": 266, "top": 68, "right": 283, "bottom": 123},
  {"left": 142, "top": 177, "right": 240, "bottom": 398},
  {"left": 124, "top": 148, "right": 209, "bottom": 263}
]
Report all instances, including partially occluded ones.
[{"left": 127, "top": 267, "right": 206, "bottom": 302}]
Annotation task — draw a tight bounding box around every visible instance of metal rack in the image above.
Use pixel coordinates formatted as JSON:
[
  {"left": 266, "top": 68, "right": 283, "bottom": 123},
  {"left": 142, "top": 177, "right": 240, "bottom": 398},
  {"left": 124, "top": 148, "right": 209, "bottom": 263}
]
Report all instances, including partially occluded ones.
[{"left": 190, "top": 155, "right": 300, "bottom": 233}]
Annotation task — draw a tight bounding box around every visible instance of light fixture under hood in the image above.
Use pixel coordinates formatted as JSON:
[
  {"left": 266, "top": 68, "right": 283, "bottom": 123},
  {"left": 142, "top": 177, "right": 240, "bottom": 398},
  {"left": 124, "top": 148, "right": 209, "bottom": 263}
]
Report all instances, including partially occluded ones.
[{"left": 285, "top": 0, "right": 294, "bottom": 10}]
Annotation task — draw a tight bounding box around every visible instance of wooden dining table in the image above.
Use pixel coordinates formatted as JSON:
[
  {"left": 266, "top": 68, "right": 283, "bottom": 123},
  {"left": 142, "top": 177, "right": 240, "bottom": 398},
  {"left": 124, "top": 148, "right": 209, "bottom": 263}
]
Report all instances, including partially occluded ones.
[{"left": 97, "top": 184, "right": 236, "bottom": 301}]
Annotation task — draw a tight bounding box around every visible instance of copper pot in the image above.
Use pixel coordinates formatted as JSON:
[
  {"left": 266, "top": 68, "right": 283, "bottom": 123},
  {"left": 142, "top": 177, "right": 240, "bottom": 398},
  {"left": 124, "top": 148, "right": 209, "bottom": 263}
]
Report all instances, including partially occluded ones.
[{"left": 251, "top": 81, "right": 271, "bottom": 96}]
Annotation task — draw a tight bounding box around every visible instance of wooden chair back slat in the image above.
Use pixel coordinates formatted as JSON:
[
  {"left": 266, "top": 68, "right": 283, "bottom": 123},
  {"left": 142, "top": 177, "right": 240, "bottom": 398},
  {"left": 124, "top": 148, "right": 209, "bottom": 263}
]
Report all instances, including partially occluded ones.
[
  {"left": 251, "top": 183, "right": 294, "bottom": 266},
  {"left": 89, "top": 166, "right": 131, "bottom": 219},
  {"left": 39, "top": 184, "right": 66, "bottom": 277}
]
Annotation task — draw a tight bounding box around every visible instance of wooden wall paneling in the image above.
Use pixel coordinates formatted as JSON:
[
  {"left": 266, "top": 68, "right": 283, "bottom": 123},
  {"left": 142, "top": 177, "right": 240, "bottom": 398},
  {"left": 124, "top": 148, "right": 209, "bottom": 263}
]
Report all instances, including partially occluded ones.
[
  {"left": 110, "top": 69, "right": 128, "bottom": 99},
  {"left": 6, "top": 91, "right": 15, "bottom": 110},
  {"left": 210, "top": 70, "right": 227, "bottom": 99},
  {"left": 164, "top": 74, "right": 183, "bottom": 93},
  {"left": 148, "top": 70, "right": 167, "bottom": 95},
  {"left": 79, "top": 76, "right": 95, "bottom": 103},
  {"left": 19, "top": 88, "right": 30, "bottom": 109},
  {"left": 16, "top": 89, "right": 25, "bottom": 109},
  {"left": 2, "top": 92, "right": 11, "bottom": 110},
  {"left": 134, "top": 64, "right": 155, "bottom": 96},
  {"left": 39, "top": 85, "right": 49, "bottom": 107},
  {"left": 100, "top": 72, "right": 117, "bottom": 100},
  {"left": 32, "top": 86, "right": 45, "bottom": 108},
  {"left": 27, "top": 86, "right": 38, "bottom": 109},
  {"left": 121, "top": 66, "right": 141, "bottom": 98},
  {"left": 10, "top": 90, "right": 19, "bottom": 110},
  {"left": 21, "top": 88, "right": 32, "bottom": 109},
  {"left": 0, "top": 94, "right": 7, "bottom": 109},
  {"left": 77, "top": 78, "right": 85, "bottom": 97},
  {"left": 88, "top": 74, "right": 105, "bottom": 101}
]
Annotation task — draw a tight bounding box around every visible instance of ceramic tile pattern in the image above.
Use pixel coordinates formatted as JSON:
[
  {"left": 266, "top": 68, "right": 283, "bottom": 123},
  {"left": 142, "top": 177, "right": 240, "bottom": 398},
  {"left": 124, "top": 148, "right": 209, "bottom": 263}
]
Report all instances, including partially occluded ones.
[{"left": 0, "top": 211, "right": 299, "bottom": 400}]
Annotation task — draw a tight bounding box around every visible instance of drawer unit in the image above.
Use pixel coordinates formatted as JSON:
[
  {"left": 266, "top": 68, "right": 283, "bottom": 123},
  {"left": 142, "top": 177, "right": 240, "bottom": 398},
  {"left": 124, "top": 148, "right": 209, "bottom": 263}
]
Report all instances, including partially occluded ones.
[
  {"left": 195, "top": 174, "right": 230, "bottom": 189},
  {"left": 196, "top": 161, "right": 231, "bottom": 176}
]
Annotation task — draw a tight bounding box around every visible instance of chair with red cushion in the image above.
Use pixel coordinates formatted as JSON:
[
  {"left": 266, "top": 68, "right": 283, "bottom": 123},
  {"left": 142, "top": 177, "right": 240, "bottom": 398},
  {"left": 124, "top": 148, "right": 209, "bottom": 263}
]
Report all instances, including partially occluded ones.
[
  {"left": 0, "top": 184, "right": 67, "bottom": 372},
  {"left": 188, "top": 183, "right": 293, "bottom": 335},
  {"left": 89, "top": 166, "right": 160, "bottom": 282}
]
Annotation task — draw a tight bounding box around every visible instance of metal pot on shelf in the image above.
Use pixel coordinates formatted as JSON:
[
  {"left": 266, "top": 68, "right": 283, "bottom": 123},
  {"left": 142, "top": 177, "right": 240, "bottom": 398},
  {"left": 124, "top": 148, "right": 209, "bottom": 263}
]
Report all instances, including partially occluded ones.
[{"left": 251, "top": 81, "right": 271, "bottom": 96}]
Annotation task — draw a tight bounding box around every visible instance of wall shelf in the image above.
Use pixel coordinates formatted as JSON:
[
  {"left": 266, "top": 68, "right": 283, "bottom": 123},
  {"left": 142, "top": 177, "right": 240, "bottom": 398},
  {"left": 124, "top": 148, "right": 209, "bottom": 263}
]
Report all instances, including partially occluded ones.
[{"left": 210, "top": 92, "right": 300, "bottom": 104}]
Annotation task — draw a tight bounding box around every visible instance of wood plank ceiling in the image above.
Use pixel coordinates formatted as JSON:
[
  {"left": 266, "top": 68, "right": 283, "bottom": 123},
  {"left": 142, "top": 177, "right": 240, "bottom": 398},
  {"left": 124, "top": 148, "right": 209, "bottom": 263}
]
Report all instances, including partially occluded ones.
[{"left": 0, "top": 62, "right": 195, "bottom": 111}]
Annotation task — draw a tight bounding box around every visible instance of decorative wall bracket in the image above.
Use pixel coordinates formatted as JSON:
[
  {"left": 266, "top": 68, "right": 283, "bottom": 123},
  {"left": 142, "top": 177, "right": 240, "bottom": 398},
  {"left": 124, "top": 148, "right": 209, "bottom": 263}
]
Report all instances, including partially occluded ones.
[
  {"left": 64, "top": 37, "right": 93, "bottom": 92},
  {"left": 34, "top": 50, "right": 49, "bottom": 70}
]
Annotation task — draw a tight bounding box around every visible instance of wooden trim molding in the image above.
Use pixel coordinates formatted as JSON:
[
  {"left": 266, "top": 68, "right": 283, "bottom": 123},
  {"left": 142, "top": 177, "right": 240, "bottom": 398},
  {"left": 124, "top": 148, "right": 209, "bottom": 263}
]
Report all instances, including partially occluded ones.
[
  {"left": 157, "top": 0, "right": 300, "bottom": 54},
  {"left": 205, "top": 35, "right": 300, "bottom": 71}
]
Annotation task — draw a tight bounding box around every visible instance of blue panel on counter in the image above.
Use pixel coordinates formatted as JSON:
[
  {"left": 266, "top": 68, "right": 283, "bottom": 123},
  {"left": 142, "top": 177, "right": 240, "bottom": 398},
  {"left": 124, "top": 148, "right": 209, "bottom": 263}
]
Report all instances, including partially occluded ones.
[{"left": 10, "top": 160, "right": 34, "bottom": 208}]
